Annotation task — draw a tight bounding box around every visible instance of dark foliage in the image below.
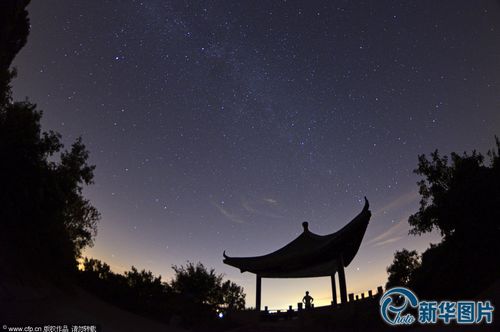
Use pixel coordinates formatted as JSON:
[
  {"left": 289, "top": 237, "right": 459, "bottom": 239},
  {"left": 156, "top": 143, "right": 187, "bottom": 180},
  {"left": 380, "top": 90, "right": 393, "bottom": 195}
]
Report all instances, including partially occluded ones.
[
  {"left": 386, "top": 249, "right": 421, "bottom": 289},
  {"left": 0, "top": 0, "right": 31, "bottom": 105},
  {"left": 0, "top": 99, "right": 100, "bottom": 277},
  {"left": 170, "top": 262, "right": 245, "bottom": 310},
  {"left": 220, "top": 279, "right": 246, "bottom": 311},
  {"left": 79, "top": 258, "right": 172, "bottom": 320},
  {"left": 0, "top": 0, "right": 99, "bottom": 279},
  {"left": 389, "top": 138, "right": 500, "bottom": 298},
  {"left": 0, "top": 6, "right": 245, "bottom": 329},
  {"left": 79, "top": 259, "right": 246, "bottom": 328},
  {"left": 409, "top": 140, "right": 500, "bottom": 239}
]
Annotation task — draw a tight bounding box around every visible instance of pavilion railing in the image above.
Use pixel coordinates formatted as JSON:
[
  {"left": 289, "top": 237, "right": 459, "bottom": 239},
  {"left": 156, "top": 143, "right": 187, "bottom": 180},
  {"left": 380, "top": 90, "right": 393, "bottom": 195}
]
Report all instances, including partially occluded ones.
[{"left": 261, "top": 285, "right": 385, "bottom": 315}]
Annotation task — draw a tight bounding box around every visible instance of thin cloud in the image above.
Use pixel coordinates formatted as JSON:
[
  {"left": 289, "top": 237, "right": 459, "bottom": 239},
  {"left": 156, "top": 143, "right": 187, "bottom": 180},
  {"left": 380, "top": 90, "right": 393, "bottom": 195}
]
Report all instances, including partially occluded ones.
[
  {"left": 241, "top": 198, "right": 283, "bottom": 219},
  {"left": 264, "top": 198, "right": 278, "bottom": 205},
  {"left": 366, "top": 219, "right": 408, "bottom": 247},
  {"left": 373, "top": 236, "right": 404, "bottom": 247},
  {"left": 372, "top": 190, "right": 419, "bottom": 216},
  {"left": 212, "top": 201, "right": 245, "bottom": 224}
]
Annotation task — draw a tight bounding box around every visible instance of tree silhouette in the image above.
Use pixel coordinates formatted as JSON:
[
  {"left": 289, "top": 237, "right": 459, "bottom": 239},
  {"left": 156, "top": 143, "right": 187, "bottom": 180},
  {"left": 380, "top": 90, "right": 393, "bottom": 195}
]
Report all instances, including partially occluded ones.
[
  {"left": 125, "top": 266, "right": 168, "bottom": 300},
  {"left": 220, "top": 279, "right": 246, "bottom": 311},
  {"left": 0, "top": 101, "right": 100, "bottom": 277},
  {"left": 0, "top": 0, "right": 99, "bottom": 278},
  {"left": 78, "top": 259, "right": 245, "bottom": 327},
  {"left": 83, "top": 257, "right": 112, "bottom": 280},
  {"left": 386, "top": 249, "right": 421, "bottom": 289},
  {"left": 170, "top": 262, "right": 245, "bottom": 311},
  {"left": 389, "top": 137, "right": 500, "bottom": 298},
  {"left": 0, "top": 0, "right": 31, "bottom": 105},
  {"left": 409, "top": 140, "right": 500, "bottom": 239}
]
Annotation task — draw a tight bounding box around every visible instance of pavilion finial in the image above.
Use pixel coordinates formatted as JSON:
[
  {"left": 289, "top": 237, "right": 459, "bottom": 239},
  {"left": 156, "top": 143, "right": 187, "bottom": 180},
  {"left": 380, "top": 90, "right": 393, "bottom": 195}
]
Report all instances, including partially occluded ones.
[
  {"left": 302, "top": 221, "right": 309, "bottom": 232},
  {"left": 363, "top": 196, "right": 370, "bottom": 211}
]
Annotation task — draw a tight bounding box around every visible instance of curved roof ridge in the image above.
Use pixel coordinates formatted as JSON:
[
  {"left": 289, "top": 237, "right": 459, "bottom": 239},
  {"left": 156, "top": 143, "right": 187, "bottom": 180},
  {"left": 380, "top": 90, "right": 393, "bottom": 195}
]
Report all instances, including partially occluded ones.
[{"left": 223, "top": 198, "right": 371, "bottom": 278}]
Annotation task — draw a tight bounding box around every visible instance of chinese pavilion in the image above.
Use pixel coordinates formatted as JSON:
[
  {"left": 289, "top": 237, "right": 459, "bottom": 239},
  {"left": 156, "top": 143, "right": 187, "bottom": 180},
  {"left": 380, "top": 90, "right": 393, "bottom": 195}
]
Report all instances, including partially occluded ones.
[{"left": 223, "top": 197, "right": 372, "bottom": 310}]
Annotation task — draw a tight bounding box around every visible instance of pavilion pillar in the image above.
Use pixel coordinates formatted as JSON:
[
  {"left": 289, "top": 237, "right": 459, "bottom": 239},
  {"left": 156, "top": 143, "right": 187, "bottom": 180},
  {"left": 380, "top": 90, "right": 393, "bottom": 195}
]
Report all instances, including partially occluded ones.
[
  {"left": 256, "top": 275, "right": 262, "bottom": 311},
  {"left": 338, "top": 255, "right": 348, "bottom": 304},
  {"left": 330, "top": 273, "right": 338, "bottom": 307}
]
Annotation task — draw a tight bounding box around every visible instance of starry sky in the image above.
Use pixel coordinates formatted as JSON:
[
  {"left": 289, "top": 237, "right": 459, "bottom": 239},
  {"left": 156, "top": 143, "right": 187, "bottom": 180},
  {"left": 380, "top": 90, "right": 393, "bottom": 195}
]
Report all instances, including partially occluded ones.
[{"left": 12, "top": 0, "right": 500, "bottom": 309}]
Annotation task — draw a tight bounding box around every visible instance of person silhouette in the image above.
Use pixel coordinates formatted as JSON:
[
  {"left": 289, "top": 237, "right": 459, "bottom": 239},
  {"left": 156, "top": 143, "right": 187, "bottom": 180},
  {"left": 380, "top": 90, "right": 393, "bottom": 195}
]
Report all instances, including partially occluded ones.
[{"left": 302, "top": 291, "right": 314, "bottom": 309}]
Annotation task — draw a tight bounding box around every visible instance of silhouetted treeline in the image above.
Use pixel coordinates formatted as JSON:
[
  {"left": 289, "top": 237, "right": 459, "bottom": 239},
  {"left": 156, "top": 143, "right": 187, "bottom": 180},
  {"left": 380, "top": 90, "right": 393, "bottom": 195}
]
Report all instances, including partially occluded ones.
[
  {"left": 0, "top": 0, "right": 30, "bottom": 105},
  {"left": 387, "top": 138, "right": 500, "bottom": 298},
  {"left": 79, "top": 259, "right": 245, "bottom": 329},
  {"left": 0, "top": 0, "right": 100, "bottom": 282},
  {"left": 0, "top": 6, "right": 247, "bottom": 330}
]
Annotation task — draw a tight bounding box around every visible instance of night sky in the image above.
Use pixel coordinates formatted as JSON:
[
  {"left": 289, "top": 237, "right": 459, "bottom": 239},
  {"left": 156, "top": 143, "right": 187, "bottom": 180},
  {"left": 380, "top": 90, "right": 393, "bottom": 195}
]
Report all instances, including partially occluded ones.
[{"left": 12, "top": 0, "right": 500, "bottom": 309}]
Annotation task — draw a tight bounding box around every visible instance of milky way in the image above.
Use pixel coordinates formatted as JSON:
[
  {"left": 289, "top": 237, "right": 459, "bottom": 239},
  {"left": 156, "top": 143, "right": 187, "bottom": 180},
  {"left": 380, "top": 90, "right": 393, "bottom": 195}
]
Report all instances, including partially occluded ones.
[{"left": 12, "top": 0, "right": 500, "bottom": 308}]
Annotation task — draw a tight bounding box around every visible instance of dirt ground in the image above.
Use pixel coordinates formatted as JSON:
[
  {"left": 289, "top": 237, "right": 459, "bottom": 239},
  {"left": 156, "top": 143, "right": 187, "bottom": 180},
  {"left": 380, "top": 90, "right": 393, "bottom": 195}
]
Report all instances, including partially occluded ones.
[{"left": 1, "top": 279, "right": 185, "bottom": 332}]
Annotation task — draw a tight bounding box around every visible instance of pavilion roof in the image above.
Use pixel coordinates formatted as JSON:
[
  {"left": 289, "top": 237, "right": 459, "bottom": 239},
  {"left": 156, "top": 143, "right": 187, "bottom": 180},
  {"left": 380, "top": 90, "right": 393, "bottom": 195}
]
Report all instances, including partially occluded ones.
[{"left": 223, "top": 198, "right": 371, "bottom": 278}]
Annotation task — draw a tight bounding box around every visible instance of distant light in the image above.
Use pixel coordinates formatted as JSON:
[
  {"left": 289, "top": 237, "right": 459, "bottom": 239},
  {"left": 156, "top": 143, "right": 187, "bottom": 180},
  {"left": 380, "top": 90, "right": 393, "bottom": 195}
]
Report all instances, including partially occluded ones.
[{"left": 218, "top": 312, "right": 224, "bottom": 319}]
